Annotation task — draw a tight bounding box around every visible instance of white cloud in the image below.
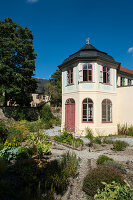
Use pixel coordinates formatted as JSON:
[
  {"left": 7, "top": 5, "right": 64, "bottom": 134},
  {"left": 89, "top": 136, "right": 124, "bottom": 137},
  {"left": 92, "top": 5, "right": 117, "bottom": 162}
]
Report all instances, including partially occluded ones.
[
  {"left": 27, "top": 0, "right": 39, "bottom": 3},
  {"left": 128, "top": 47, "right": 133, "bottom": 53}
]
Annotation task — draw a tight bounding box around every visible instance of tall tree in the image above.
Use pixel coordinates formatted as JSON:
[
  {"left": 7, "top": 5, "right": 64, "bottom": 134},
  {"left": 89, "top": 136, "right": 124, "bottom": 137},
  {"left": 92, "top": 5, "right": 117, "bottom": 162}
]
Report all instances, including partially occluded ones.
[
  {"left": 44, "top": 69, "right": 62, "bottom": 106},
  {"left": 0, "top": 17, "right": 37, "bottom": 106}
]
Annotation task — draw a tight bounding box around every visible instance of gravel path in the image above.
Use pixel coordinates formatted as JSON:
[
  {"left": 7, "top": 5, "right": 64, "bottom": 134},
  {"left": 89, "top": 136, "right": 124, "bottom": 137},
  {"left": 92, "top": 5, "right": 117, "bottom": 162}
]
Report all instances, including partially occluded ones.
[
  {"left": 45, "top": 126, "right": 61, "bottom": 136},
  {"left": 51, "top": 141, "right": 133, "bottom": 200}
]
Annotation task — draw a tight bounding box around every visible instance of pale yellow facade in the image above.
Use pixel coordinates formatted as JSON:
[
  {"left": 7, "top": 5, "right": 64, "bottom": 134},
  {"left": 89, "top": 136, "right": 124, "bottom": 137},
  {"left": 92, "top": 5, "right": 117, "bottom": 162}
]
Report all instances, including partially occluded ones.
[{"left": 59, "top": 43, "right": 133, "bottom": 137}]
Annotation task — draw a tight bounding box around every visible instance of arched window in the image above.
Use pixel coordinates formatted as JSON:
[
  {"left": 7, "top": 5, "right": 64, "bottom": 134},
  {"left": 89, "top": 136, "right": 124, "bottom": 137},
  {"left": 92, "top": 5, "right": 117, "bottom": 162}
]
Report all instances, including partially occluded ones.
[
  {"left": 102, "top": 99, "right": 112, "bottom": 122},
  {"left": 82, "top": 98, "right": 93, "bottom": 122},
  {"left": 83, "top": 64, "right": 93, "bottom": 82},
  {"left": 103, "top": 65, "right": 110, "bottom": 84},
  {"left": 65, "top": 98, "right": 75, "bottom": 104}
]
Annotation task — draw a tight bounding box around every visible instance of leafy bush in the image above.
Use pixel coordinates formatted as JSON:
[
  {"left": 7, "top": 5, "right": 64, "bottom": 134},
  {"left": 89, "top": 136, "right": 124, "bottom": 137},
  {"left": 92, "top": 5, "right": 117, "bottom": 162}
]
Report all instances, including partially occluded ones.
[
  {"left": 118, "top": 124, "right": 133, "bottom": 136},
  {"left": 46, "top": 152, "right": 79, "bottom": 193},
  {"left": 118, "top": 124, "right": 128, "bottom": 135},
  {"left": 4, "top": 122, "right": 28, "bottom": 147},
  {"left": 10, "top": 107, "right": 38, "bottom": 121},
  {"left": 102, "top": 160, "right": 126, "bottom": 173},
  {"left": 94, "top": 181, "right": 133, "bottom": 200},
  {"left": 26, "top": 131, "right": 52, "bottom": 158},
  {"left": 54, "top": 131, "right": 83, "bottom": 148},
  {"left": 23, "top": 119, "right": 45, "bottom": 132},
  {"left": 83, "top": 165, "right": 124, "bottom": 198},
  {"left": 97, "top": 155, "right": 114, "bottom": 165},
  {"left": 85, "top": 127, "right": 94, "bottom": 140},
  {"left": 0, "top": 146, "right": 31, "bottom": 161},
  {"left": 3, "top": 152, "right": 78, "bottom": 199},
  {"left": 128, "top": 125, "right": 133, "bottom": 136},
  {"left": 0, "top": 121, "right": 8, "bottom": 143},
  {"left": 103, "top": 138, "right": 114, "bottom": 144},
  {"left": 45, "top": 120, "right": 53, "bottom": 129},
  {"left": 0, "top": 159, "right": 7, "bottom": 176},
  {"left": 113, "top": 140, "right": 129, "bottom": 151},
  {"left": 0, "top": 143, "right": 4, "bottom": 150},
  {"left": 93, "top": 137, "right": 102, "bottom": 144},
  {"left": 39, "top": 104, "right": 54, "bottom": 122}
]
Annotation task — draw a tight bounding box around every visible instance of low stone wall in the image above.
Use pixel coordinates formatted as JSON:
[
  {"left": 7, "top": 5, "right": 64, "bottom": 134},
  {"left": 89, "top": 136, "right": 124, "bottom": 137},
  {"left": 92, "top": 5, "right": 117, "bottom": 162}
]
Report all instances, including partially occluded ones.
[
  {"left": 0, "top": 106, "right": 39, "bottom": 121},
  {"left": 0, "top": 106, "right": 62, "bottom": 121}
]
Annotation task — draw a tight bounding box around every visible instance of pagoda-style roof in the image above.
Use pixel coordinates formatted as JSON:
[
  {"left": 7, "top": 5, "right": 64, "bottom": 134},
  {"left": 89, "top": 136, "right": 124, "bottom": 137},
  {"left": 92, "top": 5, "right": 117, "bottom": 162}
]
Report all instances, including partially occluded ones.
[{"left": 58, "top": 43, "right": 120, "bottom": 69}]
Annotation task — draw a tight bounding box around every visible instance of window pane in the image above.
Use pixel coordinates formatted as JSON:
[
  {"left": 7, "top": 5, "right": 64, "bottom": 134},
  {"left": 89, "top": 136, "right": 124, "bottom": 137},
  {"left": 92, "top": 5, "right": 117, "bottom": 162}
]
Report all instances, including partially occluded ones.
[
  {"left": 107, "top": 104, "right": 112, "bottom": 122},
  {"left": 83, "top": 70, "right": 87, "bottom": 81},
  {"left": 83, "top": 118, "right": 87, "bottom": 121},
  {"left": 88, "top": 64, "right": 92, "bottom": 69},
  {"left": 88, "top": 98, "right": 93, "bottom": 103},
  {"left": 83, "top": 64, "right": 87, "bottom": 70},
  {"left": 102, "top": 103, "right": 106, "bottom": 121},
  {"left": 107, "top": 73, "right": 110, "bottom": 83},
  {"left": 103, "top": 66, "right": 106, "bottom": 72},
  {"left": 83, "top": 109, "right": 87, "bottom": 116},
  {"left": 103, "top": 72, "right": 106, "bottom": 83},
  {"left": 107, "top": 67, "right": 110, "bottom": 72},
  {"left": 83, "top": 98, "right": 87, "bottom": 103},
  {"left": 88, "top": 104, "right": 93, "bottom": 121},
  {"left": 71, "top": 70, "right": 73, "bottom": 83}
]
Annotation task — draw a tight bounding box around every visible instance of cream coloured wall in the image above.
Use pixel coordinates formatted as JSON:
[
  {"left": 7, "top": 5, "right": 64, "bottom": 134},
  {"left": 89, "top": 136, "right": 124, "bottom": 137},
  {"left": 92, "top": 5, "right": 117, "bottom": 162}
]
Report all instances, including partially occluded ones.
[
  {"left": 62, "top": 91, "right": 117, "bottom": 136},
  {"left": 61, "top": 62, "right": 118, "bottom": 136},
  {"left": 117, "top": 86, "right": 133, "bottom": 126}
]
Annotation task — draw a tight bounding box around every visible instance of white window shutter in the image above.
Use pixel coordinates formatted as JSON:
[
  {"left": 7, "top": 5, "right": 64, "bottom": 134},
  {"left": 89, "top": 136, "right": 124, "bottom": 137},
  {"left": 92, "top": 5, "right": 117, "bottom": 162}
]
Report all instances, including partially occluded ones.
[
  {"left": 92, "top": 64, "right": 95, "bottom": 82},
  {"left": 99, "top": 65, "right": 103, "bottom": 83},
  {"left": 110, "top": 68, "right": 113, "bottom": 85},
  {"left": 79, "top": 64, "right": 83, "bottom": 82}
]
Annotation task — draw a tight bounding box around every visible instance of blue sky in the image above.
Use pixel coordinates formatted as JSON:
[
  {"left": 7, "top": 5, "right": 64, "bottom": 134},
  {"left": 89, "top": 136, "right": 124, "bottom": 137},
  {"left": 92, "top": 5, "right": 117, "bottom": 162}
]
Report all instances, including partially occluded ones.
[{"left": 0, "top": 0, "right": 133, "bottom": 79}]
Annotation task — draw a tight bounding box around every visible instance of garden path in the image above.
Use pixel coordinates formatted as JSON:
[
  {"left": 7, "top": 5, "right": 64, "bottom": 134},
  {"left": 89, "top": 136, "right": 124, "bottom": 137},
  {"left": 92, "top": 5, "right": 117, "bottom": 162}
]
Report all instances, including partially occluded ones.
[{"left": 51, "top": 142, "right": 133, "bottom": 200}]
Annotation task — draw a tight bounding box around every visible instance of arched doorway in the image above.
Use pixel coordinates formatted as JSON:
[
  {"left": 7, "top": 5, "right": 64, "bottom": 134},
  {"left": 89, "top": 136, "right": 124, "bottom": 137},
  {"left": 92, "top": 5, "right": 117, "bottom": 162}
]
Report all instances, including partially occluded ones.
[{"left": 65, "top": 98, "right": 75, "bottom": 132}]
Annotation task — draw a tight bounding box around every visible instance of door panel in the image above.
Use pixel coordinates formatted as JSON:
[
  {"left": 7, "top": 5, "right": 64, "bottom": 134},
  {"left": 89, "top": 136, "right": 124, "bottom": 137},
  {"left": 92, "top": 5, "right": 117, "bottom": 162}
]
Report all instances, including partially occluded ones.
[{"left": 65, "top": 103, "right": 75, "bottom": 132}]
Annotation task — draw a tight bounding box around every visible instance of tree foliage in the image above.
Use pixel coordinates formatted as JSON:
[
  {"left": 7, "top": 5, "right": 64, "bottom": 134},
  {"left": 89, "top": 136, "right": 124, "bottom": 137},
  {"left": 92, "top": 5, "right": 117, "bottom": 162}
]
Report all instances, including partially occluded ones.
[
  {"left": 44, "top": 69, "right": 62, "bottom": 106},
  {"left": 0, "top": 17, "right": 37, "bottom": 106}
]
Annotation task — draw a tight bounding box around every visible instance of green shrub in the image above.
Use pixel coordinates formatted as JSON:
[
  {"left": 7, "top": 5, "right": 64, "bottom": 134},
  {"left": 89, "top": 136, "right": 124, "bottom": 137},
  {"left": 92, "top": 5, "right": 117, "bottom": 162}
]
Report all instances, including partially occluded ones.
[
  {"left": 97, "top": 155, "right": 113, "bottom": 165},
  {"left": 10, "top": 108, "right": 38, "bottom": 121},
  {"left": 0, "top": 179, "right": 15, "bottom": 199},
  {"left": 85, "top": 127, "right": 94, "bottom": 140},
  {"left": 54, "top": 131, "right": 83, "bottom": 148},
  {"left": 102, "top": 138, "right": 114, "bottom": 144},
  {"left": 102, "top": 160, "right": 126, "bottom": 173},
  {"left": 26, "top": 131, "right": 52, "bottom": 158},
  {"left": 0, "top": 159, "right": 8, "bottom": 176},
  {"left": 83, "top": 165, "right": 124, "bottom": 198},
  {"left": 93, "top": 137, "right": 102, "bottom": 144},
  {"left": 45, "top": 120, "right": 53, "bottom": 129},
  {"left": 46, "top": 152, "right": 79, "bottom": 193},
  {"left": 0, "top": 146, "right": 31, "bottom": 162},
  {"left": 118, "top": 124, "right": 128, "bottom": 135},
  {"left": 4, "top": 123, "right": 28, "bottom": 147},
  {"left": 0, "top": 121, "right": 8, "bottom": 143},
  {"left": 113, "top": 140, "right": 129, "bottom": 151},
  {"left": 39, "top": 104, "right": 54, "bottom": 122},
  {"left": 24, "top": 119, "right": 45, "bottom": 132},
  {"left": 94, "top": 181, "right": 133, "bottom": 200},
  {"left": 128, "top": 126, "right": 133, "bottom": 136},
  {"left": 0, "top": 143, "right": 4, "bottom": 150}
]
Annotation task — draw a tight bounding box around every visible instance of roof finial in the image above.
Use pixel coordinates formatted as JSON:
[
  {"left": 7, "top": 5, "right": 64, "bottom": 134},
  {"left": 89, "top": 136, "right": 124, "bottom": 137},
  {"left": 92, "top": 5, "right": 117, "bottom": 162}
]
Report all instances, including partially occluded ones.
[{"left": 86, "top": 37, "right": 90, "bottom": 44}]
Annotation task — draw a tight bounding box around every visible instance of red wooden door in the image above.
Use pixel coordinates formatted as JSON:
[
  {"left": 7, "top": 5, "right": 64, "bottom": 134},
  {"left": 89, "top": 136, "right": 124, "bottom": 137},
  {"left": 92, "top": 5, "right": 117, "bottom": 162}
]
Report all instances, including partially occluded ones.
[{"left": 65, "top": 100, "right": 75, "bottom": 132}]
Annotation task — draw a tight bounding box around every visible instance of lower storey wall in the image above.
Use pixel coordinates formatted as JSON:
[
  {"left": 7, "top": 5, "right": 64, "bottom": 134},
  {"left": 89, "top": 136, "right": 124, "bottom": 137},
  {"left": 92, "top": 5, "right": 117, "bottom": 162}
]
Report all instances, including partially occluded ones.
[{"left": 62, "top": 91, "right": 117, "bottom": 137}]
